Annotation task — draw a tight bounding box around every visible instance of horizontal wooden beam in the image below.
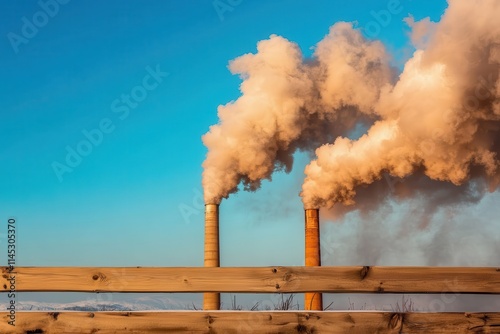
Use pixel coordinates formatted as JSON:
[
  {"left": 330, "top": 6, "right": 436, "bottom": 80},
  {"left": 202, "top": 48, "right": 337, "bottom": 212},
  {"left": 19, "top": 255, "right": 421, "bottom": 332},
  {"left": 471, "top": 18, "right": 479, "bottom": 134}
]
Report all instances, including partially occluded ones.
[
  {"left": 0, "top": 311, "right": 499, "bottom": 333},
  {"left": 1, "top": 266, "right": 499, "bottom": 293}
]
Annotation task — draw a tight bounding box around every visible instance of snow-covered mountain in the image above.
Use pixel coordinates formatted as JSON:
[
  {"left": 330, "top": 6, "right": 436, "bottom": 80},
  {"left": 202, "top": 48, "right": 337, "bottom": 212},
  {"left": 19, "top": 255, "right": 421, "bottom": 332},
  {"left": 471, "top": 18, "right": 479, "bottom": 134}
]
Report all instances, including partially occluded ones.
[{"left": 11, "top": 296, "right": 198, "bottom": 311}]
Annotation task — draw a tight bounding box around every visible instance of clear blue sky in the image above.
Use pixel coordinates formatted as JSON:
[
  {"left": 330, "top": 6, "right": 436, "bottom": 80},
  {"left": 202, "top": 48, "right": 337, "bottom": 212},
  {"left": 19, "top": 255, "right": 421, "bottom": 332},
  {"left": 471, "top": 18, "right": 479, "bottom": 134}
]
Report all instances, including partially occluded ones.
[{"left": 4, "top": 0, "right": 494, "bottom": 273}]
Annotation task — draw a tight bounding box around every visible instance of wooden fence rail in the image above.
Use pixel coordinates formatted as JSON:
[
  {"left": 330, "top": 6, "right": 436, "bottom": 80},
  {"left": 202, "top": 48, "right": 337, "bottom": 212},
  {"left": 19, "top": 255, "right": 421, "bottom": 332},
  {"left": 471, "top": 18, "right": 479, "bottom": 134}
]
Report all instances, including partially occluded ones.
[
  {"left": 1, "top": 266, "right": 499, "bottom": 333},
  {"left": 2, "top": 266, "right": 499, "bottom": 293},
  {"left": 1, "top": 311, "right": 500, "bottom": 333}
]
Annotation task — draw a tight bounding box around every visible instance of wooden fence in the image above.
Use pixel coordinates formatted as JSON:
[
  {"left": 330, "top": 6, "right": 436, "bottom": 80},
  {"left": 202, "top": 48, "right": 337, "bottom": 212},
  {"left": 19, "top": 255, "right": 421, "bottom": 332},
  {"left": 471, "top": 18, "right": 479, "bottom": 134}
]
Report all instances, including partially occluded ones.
[{"left": 1, "top": 266, "right": 499, "bottom": 333}]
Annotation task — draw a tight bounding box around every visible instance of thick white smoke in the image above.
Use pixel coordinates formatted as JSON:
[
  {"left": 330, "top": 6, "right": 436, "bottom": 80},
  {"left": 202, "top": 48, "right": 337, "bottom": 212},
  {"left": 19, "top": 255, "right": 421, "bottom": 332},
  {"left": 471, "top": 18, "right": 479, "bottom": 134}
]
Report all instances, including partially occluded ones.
[
  {"left": 203, "top": 0, "right": 500, "bottom": 218},
  {"left": 202, "top": 23, "right": 392, "bottom": 204},
  {"left": 302, "top": 0, "right": 500, "bottom": 209}
]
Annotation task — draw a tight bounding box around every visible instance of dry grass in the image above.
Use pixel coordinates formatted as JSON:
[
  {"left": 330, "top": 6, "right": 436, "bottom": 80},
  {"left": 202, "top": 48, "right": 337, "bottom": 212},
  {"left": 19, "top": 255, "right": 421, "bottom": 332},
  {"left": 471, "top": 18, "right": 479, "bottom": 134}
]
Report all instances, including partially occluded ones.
[
  {"left": 220, "top": 294, "right": 299, "bottom": 311},
  {"left": 346, "top": 295, "right": 417, "bottom": 311},
  {"left": 192, "top": 294, "right": 418, "bottom": 311},
  {"left": 391, "top": 295, "right": 418, "bottom": 312}
]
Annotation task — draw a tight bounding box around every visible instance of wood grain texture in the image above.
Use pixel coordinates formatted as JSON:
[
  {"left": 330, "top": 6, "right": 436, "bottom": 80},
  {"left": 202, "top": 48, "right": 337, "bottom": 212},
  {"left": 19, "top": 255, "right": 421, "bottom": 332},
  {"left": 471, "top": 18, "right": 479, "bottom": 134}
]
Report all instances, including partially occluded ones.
[
  {"left": 1, "top": 266, "right": 499, "bottom": 293},
  {"left": 0, "top": 311, "right": 499, "bottom": 333}
]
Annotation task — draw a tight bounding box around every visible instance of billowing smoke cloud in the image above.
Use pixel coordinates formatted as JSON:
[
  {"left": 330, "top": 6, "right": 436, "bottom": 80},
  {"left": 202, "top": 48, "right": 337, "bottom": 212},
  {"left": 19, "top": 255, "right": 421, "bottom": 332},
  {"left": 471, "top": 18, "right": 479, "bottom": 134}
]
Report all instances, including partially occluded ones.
[
  {"left": 302, "top": 0, "right": 500, "bottom": 209},
  {"left": 203, "top": 0, "right": 500, "bottom": 216},
  {"left": 202, "top": 23, "right": 392, "bottom": 204}
]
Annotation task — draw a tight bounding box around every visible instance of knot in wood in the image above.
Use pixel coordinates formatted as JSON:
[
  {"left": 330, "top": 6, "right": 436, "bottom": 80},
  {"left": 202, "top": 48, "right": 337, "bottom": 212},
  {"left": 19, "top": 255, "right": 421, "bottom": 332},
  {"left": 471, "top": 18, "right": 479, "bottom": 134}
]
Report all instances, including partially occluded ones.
[
  {"left": 275, "top": 283, "right": 280, "bottom": 290},
  {"left": 389, "top": 313, "right": 403, "bottom": 329},
  {"left": 360, "top": 266, "right": 370, "bottom": 280},
  {"left": 92, "top": 272, "right": 106, "bottom": 281},
  {"left": 49, "top": 312, "right": 59, "bottom": 320},
  {"left": 296, "top": 324, "right": 308, "bottom": 333}
]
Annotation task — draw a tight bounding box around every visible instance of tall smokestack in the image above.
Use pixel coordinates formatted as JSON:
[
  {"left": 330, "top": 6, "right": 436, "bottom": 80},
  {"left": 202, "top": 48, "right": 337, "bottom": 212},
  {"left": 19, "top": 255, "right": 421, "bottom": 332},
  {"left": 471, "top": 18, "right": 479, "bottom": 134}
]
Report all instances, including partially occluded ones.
[
  {"left": 203, "top": 204, "right": 220, "bottom": 310},
  {"left": 304, "top": 208, "right": 323, "bottom": 310}
]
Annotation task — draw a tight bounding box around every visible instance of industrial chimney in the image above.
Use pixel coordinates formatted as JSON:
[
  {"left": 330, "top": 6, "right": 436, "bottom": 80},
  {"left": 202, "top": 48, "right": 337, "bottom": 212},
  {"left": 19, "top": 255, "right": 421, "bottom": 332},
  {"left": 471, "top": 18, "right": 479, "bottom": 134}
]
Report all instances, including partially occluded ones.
[
  {"left": 304, "top": 208, "right": 323, "bottom": 310},
  {"left": 203, "top": 204, "right": 220, "bottom": 310}
]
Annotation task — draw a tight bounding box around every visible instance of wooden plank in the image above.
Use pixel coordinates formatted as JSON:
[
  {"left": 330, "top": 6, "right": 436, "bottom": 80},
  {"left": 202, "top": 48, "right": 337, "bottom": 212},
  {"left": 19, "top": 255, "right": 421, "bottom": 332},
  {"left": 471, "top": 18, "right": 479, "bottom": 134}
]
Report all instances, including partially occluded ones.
[
  {"left": 1, "top": 266, "right": 499, "bottom": 293},
  {"left": 0, "top": 311, "right": 499, "bottom": 333}
]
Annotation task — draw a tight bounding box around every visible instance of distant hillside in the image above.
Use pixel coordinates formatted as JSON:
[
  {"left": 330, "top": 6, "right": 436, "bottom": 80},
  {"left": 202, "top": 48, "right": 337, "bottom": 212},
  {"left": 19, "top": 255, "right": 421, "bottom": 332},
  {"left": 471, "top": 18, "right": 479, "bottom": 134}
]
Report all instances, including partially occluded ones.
[{"left": 14, "top": 296, "right": 194, "bottom": 311}]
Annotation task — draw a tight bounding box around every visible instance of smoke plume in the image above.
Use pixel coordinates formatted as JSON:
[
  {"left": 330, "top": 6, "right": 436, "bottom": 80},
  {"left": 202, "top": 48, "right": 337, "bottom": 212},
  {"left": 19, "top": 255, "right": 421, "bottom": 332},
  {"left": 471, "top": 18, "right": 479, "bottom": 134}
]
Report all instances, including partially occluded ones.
[
  {"left": 302, "top": 0, "right": 500, "bottom": 209},
  {"left": 203, "top": 0, "right": 500, "bottom": 216},
  {"left": 202, "top": 23, "right": 392, "bottom": 204}
]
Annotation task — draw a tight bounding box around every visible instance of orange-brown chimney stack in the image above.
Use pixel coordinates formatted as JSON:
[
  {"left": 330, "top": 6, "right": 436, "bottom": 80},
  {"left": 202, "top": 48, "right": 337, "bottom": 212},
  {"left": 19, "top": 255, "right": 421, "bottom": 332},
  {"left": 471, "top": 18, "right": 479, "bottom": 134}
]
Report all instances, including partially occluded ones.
[
  {"left": 203, "top": 204, "right": 220, "bottom": 310},
  {"left": 304, "top": 208, "right": 323, "bottom": 310}
]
